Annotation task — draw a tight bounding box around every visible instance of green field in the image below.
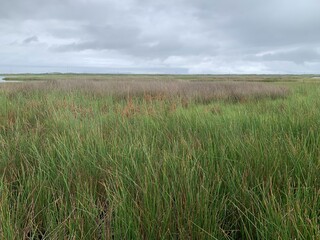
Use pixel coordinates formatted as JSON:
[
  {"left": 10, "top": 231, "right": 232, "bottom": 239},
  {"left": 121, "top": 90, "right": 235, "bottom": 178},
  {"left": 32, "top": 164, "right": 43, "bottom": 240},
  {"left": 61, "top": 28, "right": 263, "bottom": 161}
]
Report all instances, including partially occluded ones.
[{"left": 0, "top": 75, "right": 319, "bottom": 239}]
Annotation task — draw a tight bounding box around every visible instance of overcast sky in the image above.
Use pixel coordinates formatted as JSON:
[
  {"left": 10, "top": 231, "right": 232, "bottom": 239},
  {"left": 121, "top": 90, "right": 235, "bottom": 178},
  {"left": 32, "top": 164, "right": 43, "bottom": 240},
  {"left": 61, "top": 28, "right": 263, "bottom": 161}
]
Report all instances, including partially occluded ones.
[{"left": 1, "top": 0, "right": 320, "bottom": 74}]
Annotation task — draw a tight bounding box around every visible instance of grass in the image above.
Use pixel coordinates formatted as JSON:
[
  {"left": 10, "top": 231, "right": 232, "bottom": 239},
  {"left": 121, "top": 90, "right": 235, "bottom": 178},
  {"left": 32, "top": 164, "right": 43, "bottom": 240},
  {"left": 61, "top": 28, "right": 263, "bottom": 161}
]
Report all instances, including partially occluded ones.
[
  {"left": 0, "top": 75, "right": 319, "bottom": 239},
  {"left": 3, "top": 79, "right": 288, "bottom": 103},
  {"left": 2, "top": 73, "right": 320, "bottom": 82}
]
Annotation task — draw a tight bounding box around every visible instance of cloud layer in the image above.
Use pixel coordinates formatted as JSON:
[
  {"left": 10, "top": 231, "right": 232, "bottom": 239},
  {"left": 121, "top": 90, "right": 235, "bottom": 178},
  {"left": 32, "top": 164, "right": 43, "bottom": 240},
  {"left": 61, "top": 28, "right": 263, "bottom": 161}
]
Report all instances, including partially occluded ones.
[{"left": 1, "top": 0, "right": 320, "bottom": 73}]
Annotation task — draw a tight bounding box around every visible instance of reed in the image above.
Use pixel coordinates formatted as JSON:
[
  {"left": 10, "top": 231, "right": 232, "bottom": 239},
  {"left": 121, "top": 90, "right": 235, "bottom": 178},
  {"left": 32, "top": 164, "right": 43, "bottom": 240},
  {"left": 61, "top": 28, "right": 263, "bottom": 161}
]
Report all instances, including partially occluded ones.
[{"left": 0, "top": 77, "right": 319, "bottom": 239}]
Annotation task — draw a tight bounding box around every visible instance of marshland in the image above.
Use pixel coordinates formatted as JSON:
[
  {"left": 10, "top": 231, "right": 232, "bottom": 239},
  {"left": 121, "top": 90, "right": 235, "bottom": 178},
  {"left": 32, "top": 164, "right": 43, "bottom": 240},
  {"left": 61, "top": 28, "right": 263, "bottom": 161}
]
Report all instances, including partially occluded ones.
[{"left": 0, "top": 74, "right": 320, "bottom": 239}]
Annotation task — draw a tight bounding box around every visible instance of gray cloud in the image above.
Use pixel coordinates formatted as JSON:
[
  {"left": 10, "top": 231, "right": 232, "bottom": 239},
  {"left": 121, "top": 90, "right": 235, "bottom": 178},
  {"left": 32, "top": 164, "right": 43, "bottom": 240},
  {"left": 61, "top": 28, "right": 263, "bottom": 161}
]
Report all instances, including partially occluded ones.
[
  {"left": 23, "top": 35, "right": 38, "bottom": 44},
  {"left": 259, "top": 48, "right": 320, "bottom": 64},
  {"left": 1, "top": 0, "right": 320, "bottom": 73}
]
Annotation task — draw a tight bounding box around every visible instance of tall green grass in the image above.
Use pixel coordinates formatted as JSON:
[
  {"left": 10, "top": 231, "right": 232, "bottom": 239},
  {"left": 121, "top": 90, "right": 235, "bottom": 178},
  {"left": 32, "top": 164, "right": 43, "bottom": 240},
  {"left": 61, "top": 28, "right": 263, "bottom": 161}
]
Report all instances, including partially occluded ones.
[{"left": 0, "top": 81, "right": 319, "bottom": 239}]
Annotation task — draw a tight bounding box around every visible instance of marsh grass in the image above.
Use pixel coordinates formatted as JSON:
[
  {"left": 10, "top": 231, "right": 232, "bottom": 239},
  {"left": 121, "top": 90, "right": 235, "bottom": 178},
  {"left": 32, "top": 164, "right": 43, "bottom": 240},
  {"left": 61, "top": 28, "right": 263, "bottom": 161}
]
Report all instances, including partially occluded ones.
[
  {"left": 0, "top": 78, "right": 319, "bottom": 239},
  {"left": 4, "top": 79, "right": 288, "bottom": 104},
  {"left": 3, "top": 73, "right": 314, "bottom": 83}
]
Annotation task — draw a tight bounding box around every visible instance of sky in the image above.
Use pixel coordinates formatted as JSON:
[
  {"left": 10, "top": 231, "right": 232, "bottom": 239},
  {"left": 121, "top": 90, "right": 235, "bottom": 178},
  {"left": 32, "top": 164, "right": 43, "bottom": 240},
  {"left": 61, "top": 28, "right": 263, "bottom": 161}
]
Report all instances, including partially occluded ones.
[{"left": 1, "top": 0, "right": 320, "bottom": 74}]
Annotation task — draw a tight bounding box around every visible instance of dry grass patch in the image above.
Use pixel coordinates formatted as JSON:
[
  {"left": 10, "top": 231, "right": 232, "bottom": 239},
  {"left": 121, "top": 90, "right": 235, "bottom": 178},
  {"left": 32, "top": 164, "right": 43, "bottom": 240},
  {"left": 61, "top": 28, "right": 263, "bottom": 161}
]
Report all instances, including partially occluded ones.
[{"left": 2, "top": 79, "right": 289, "bottom": 103}]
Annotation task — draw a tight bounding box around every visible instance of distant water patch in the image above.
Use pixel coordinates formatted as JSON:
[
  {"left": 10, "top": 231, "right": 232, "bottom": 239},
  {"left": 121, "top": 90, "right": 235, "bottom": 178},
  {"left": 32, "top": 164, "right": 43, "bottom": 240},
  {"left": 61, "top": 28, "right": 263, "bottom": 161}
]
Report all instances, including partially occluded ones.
[{"left": 0, "top": 76, "right": 21, "bottom": 83}]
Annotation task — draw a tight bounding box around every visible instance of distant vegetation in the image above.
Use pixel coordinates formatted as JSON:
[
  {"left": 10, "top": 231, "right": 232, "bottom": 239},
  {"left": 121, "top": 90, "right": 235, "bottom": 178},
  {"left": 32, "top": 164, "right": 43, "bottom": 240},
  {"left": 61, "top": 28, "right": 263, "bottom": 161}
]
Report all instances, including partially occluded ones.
[
  {"left": 2, "top": 73, "right": 319, "bottom": 82},
  {"left": 0, "top": 75, "right": 319, "bottom": 239},
  {"left": 5, "top": 79, "right": 288, "bottom": 103}
]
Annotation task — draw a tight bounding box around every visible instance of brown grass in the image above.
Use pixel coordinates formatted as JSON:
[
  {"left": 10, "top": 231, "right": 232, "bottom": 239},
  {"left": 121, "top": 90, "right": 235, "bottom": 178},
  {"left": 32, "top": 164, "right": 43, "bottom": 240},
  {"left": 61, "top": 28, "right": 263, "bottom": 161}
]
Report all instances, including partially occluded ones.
[{"left": 1, "top": 79, "right": 289, "bottom": 103}]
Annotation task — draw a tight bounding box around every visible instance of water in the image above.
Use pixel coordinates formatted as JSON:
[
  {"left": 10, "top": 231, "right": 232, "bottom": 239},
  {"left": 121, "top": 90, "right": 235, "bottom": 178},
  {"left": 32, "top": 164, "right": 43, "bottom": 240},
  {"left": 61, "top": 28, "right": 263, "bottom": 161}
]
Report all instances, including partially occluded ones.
[{"left": 0, "top": 76, "right": 21, "bottom": 83}]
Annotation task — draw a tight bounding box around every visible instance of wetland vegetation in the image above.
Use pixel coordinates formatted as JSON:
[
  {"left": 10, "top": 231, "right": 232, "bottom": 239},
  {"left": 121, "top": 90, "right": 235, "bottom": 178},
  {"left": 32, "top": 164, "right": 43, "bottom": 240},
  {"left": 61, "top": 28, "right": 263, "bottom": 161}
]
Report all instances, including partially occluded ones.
[{"left": 0, "top": 74, "right": 319, "bottom": 239}]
